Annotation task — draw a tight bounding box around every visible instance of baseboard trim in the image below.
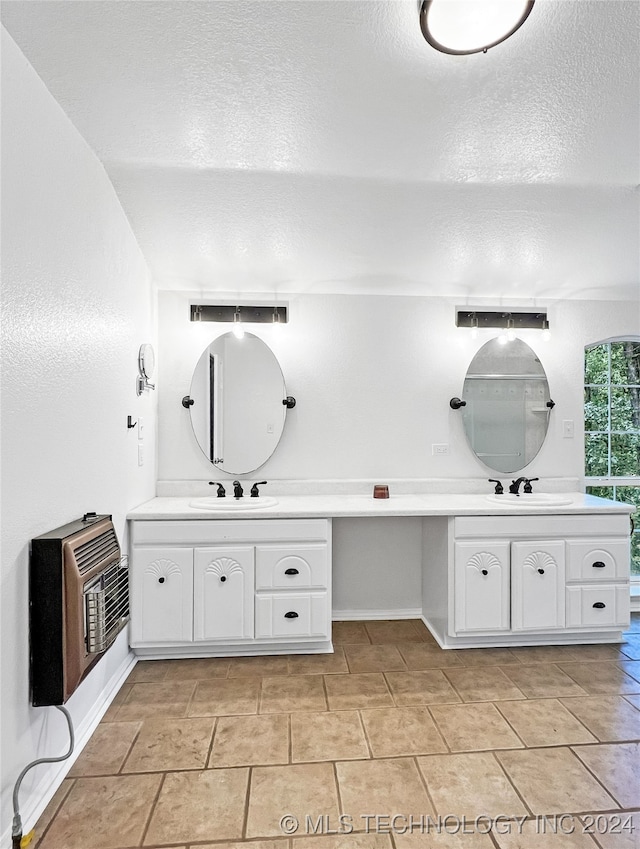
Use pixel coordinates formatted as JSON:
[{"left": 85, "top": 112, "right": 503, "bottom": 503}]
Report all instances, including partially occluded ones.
[
  {"left": 2, "top": 647, "right": 136, "bottom": 846},
  {"left": 332, "top": 609, "right": 423, "bottom": 621}
]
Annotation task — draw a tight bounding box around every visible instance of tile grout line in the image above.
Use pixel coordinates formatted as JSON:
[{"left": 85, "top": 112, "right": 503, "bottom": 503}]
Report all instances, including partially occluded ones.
[
  {"left": 568, "top": 743, "right": 627, "bottom": 810},
  {"left": 204, "top": 716, "right": 218, "bottom": 769},
  {"left": 489, "top": 750, "right": 535, "bottom": 818},
  {"left": 138, "top": 770, "right": 167, "bottom": 847}
]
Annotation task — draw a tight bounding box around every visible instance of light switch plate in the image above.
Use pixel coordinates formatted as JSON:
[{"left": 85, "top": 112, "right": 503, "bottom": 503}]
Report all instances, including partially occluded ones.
[
  {"left": 432, "top": 443, "right": 450, "bottom": 456},
  {"left": 562, "top": 420, "right": 575, "bottom": 439}
]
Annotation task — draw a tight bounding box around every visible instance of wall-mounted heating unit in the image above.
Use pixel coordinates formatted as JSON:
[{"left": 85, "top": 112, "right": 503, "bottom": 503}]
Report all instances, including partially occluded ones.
[{"left": 30, "top": 514, "right": 129, "bottom": 706}]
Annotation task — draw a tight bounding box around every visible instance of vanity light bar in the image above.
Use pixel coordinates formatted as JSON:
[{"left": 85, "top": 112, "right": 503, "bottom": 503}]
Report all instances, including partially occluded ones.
[
  {"left": 190, "top": 305, "right": 288, "bottom": 324},
  {"left": 456, "top": 310, "right": 549, "bottom": 331}
]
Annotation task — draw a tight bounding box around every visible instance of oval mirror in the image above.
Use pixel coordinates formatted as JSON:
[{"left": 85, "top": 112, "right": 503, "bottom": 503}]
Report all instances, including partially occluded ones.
[
  {"left": 188, "top": 332, "right": 288, "bottom": 474},
  {"left": 460, "top": 337, "right": 552, "bottom": 473}
]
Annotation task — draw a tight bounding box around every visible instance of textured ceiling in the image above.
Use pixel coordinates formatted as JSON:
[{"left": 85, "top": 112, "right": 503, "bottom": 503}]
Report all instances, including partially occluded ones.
[{"left": 2, "top": 0, "right": 639, "bottom": 300}]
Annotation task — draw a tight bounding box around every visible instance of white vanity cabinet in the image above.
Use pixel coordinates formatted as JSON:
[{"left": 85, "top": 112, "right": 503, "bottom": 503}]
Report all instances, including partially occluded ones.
[
  {"left": 446, "top": 513, "right": 630, "bottom": 647},
  {"left": 129, "top": 519, "right": 332, "bottom": 657}
]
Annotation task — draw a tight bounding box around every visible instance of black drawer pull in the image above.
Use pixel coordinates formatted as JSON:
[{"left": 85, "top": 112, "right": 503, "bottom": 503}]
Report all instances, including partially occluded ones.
[
  {"left": 158, "top": 576, "right": 166, "bottom": 584},
  {"left": 284, "top": 568, "right": 299, "bottom": 576},
  {"left": 537, "top": 568, "right": 545, "bottom": 575},
  {"left": 593, "top": 602, "right": 606, "bottom": 609},
  {"left": 592, "top": 561, "right": 606, "bottom": 569},
  {"left": 284, "top": 611, "right": 299, "bottom": 619},
  {"left": 220, "top": 575, "right": 227, "bottom": 583},
  {"left": 481, "top": 569, "right": 488, "bottom": 576}
]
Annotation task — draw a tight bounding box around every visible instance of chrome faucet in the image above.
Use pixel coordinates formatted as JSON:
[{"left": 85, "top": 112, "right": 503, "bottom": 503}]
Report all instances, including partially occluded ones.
[
  {"left": 508, "top": 477, "right": 528, "bottom": 495},
  {"left": 233, "top": 480, "right": 244, "bottom": 499}
]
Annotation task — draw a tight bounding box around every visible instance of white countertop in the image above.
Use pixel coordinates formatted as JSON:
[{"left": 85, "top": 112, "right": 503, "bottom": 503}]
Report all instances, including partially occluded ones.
[{"left": 127, "top": 492, "right": 634, "bottom": 521}]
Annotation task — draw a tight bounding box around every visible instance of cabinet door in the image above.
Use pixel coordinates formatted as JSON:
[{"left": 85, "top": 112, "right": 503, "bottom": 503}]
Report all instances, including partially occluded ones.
[
  {"left": 193, "top": 547, "right": 254, "bottom": 641},
  {"left": 130, "top": 548, "right": 193, "bottom": 644},
  {"left": 511, "top": 540, "right": 565, "bottom": 631},
  {"left": 454, "top": 541, "right": 510, "bottom": 632}
]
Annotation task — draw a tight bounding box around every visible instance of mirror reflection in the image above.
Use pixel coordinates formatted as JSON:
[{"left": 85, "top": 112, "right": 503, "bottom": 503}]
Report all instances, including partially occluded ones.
[
  {"left": 460, "top": 338, "right": 552, "bottom": 473},
  {"left": 189, "top": 332, "right": 287, "bottom": 474}
]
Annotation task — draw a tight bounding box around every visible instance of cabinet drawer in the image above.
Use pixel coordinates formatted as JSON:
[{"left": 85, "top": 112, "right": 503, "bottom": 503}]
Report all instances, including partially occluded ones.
[
  {"left": 566, "top": 585, "right": 630, "bottom": 629},
  {"left": 255, "top": 592, "right": 330, "bottom": 639},
  {"left": 566, "top": 539, "right": 630, "bottom": 583},
  {"left": 256, "top": 544, "right": 328, "bottom": 590}
]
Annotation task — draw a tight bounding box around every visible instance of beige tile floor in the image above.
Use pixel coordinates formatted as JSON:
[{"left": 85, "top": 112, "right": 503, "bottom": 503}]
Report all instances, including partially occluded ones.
[{"left": 32, "top": 615, "right": 640, "bottom": 849}]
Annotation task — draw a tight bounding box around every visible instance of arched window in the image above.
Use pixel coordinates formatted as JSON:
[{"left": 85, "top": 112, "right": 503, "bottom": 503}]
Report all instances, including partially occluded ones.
[{"left": 584, "top": 339, "right": 640, "bottom": 582}]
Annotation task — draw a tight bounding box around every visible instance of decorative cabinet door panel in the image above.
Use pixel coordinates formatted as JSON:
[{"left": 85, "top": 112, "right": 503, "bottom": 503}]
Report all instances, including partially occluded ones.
[
  {"left": 131, "top": 547, "right": 193, "bottom": 643},
  {"left": 511, "top": 540, "right": 565, "bottom": 631},
  {"left": 255, "top": 544, "right": 329, "bottom": 590},
  {"left": 454, "top": 542, "right": 510, "bottom": 632},
  {"left": 193, "top": 547, "right": 255, "bottom": 641}
]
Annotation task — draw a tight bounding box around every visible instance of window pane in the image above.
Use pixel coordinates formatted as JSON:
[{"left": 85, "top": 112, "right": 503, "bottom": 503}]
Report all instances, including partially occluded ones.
[
  {"left": 585, "top": 345, "right": 608, "bottom": 385},
  {"left": 585, "top": 433, "right": 609, "bottom": 476},
  {"left": 611, "top": 386, "right": 640, "bottom": 431},
  {"left": 610, "top": 433, "right": 640, "bottom": 476},
  {"left": 610, "top": 341, "right": 640, "bottom": 385},
  {"left": 586, "top": 485, "right": 615, "bottom": 500},
  {"left": 631, "top": 532, "right": 640, "bottom": 577},
  {"left": 585, "top": 386, "right": 608, "bottom": 431}
]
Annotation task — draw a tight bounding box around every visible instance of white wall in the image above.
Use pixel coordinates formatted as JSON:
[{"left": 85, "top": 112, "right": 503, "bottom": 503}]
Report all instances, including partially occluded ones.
[
  {"left": 158, "top": 291, "right": 638, "bottom": 485},
  {"left": 0, "top": 29, "right": 156, "bottom": 837}
]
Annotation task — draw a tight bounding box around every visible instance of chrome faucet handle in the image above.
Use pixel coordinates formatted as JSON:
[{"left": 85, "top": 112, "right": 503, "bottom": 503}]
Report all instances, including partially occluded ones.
[
  {"left": 209, "top": 482, "right": 226, "bottom": 497},
  {"left": 523, "top": 477, "right": 539, "bottom": 493},
  {"left": 488, "top": 479, "right": 503, "bottom": 495},
  {"left": 250, "top": 481, "right": 268, "bottom": 498}
]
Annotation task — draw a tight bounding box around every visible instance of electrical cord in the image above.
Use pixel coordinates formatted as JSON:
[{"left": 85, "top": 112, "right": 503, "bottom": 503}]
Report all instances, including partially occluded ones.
[{"left": 11, "top": 705, "right": 74, "bottom": 849}]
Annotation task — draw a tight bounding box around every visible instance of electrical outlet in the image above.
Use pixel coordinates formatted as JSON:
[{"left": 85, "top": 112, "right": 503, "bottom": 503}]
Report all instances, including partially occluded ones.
[
  {"left": 138, "top": 445, "right": 144, "bottom": 466},
  {"left": 432, "top": 443, "right": 450, "bottom": 456},
  {"left": 267, "top": 423, "right": 274, "bottom": 434},
  {"left": 562, "top": 419, "right": 575, "bottom": 439}
]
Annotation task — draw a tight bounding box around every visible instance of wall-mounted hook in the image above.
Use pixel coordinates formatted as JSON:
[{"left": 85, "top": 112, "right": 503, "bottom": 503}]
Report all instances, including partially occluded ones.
[
  {"left": 282, "top": 396, "right": 296, "bottom": 409},
  {"left": 449, "top": 397, "right": 467, "bottom": 410},
  {"left": 546, "top": 399, "right": 556, "bottom": 409},
  {"left": 127, "top": 416, "right": 137, "bottom": 429},
  {"left": 182, "top": 396, "right": 194, "bottom": 408}
]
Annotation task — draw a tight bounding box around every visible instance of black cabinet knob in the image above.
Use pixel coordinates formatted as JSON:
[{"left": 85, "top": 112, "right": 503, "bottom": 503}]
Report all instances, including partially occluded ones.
[
  {"left": 284, "top": 611, "right": 299, "bottom": 619},
  {"left": 481, "top": 569, "right": 488, "bottom": 576},
  {"left": 158, "top": 576, "right": 165, "bottom": 584},
  {"left": 592, "top": 561, "right": 606, "bottom": 569},
  {"left": 593, "top": 602, "right": 606, "bottom": 609},
  {"left": 220, "top": 575, "right": 227, "bottom": 583},
  {"left": 284, "top": 568, "right": 299, "bottom": 576},
  {"left": 538, "top": 568, "right": 545, "bottom": 575}
]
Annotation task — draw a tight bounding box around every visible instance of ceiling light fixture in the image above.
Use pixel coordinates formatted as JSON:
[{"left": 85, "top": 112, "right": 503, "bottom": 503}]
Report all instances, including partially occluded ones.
[
  {"left": 420, "top": 0, "right": 535, "bottom": 55},
  {"left": 232, "top": 307, "right": 244, "bottom": 340},
  {"left": 456, "top": 308, "right": 550, "bottom": 334},
  {"left": 541, "top": 317, "right": 551, "bottom": 342},
  {"left": 189, "top": 304, "right": 288, "bottom": 324}
]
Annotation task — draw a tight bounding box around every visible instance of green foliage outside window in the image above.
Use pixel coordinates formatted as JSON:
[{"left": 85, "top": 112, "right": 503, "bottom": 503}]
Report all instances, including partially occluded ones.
[{"left": 585, "top": 341, "right": 640, "bottom": 577}]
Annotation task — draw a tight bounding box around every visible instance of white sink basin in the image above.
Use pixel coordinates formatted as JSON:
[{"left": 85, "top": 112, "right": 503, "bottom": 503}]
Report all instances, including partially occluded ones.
[
  {"left": 485, "top": 493, "right": 573, "bottom": 507},
  {"left": 189, "top": 496, "right": 279, "bottom": 510}
]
